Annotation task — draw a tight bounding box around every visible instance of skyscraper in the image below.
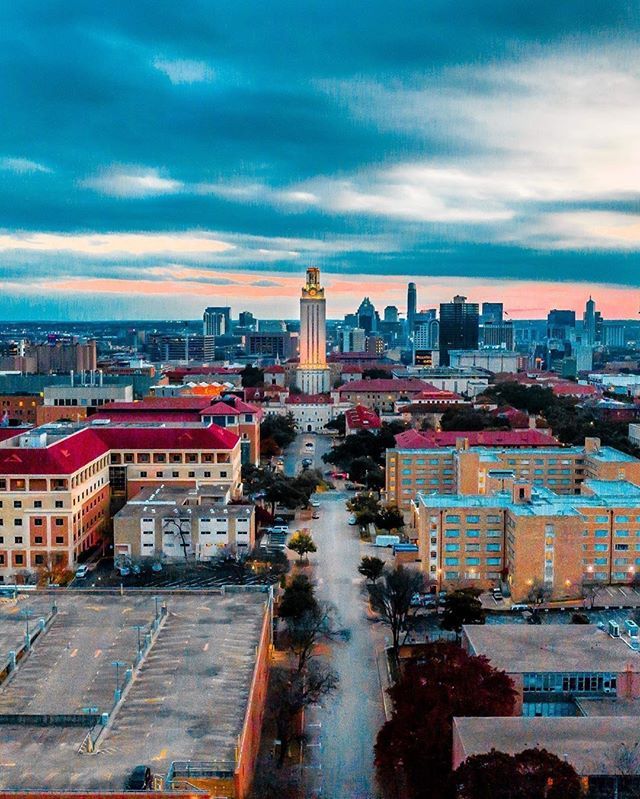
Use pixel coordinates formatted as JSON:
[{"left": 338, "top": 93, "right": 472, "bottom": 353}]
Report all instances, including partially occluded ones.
[
  {"left": 203, "top": 306, "right": 231, "bottom": 336},
  {"left": 481, "top": 302, "right": 503, "bottom": 324},
  {"left": 583, "top": 297, "right": 596, "bottom": 345},
  {"left": 407, "top": 282, "right": 417, "bottom": 334},
  {"left": 438, "top": 295, "right": 479, "bottom": 366},
  {"left": 296, "top": 267, "right": 330, "bottom": 394}
]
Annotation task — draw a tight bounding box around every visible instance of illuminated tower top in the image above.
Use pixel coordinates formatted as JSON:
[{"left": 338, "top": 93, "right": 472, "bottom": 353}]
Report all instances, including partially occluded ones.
[{"left": 301, "top": 267, "right": 325, "bottom": 300}]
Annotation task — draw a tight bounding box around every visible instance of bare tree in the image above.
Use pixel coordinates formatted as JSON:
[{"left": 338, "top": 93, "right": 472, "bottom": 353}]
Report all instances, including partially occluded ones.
[
  {"left": 162, "top": 516, "right": 192, "bottom": 562},
  {"left": 525, "top": 578, "right": 552, "bottom": 606},
  {"left": 272, "top": 663, "right": 339, "bottom": 767},
  {"left": 581, "top": 578, "right": 605, "bottom": 610},
  {"left": 368, "top": 565, "right": 424, "bottom": 657},
  {"left": 285, "top": 600, "right": 347, "bottom": 673},
  {"left": 604, "top": 741, "right": 640, "bottom": 775}
]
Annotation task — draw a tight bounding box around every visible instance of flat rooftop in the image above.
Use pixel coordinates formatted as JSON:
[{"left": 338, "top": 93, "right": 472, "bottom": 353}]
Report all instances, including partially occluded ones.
[
  {"left": 454, "top": 716, "right": 640, "bottom": 775},
  {"left": 463, "top": 623, "right": 640, "bottom": 673},
  {"left": 0, "top": 591, "right": 268, "bottom": 791}
]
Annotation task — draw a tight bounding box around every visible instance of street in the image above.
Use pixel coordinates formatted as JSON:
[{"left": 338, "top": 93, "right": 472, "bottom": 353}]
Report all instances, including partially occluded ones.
[{"left": 283, "top": 435, "right": 385, "bottom": 798}]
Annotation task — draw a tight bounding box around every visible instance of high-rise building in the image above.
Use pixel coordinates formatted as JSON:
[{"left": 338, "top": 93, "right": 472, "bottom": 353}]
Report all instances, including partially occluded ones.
[
  {"left": 583, "top": 297, "right": 596, "bottom": 345},
  {"left": 407, "top": 282, "right": 417, "bottom": 335},
  {"left": 296, "top": 267, "right": 330, "bottom": 394},
  {"left": 480, "top": 302, "right": 503, "bottom": 324},
  {"left": 384, "top": 305, "right": 399, "bottom": 323},
  {"left": 438, "top": 295, "right": 479, "bottom": 366},
  {"left": 547, "top": 309, "right": 576, "bottom": 341},
  {"left": 203, "top": 306, "right": 231, "bottom": 337},
  {"left": 480, "top": 321, "right": 514, "bottom": 349},
  {"left": 357, "top": 297, "right": 378, "bottom": 333},
  {"left": 342, "top": 327, "right": 366, "bottom": 353},
  {"left": 237, "top": 311, "right": 256, "bottom": 330}
]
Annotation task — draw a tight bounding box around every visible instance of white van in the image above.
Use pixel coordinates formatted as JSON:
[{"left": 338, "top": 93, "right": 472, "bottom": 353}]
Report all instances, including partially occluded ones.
[{"left": 375, "top": 535, "right": 401, "bottom": 548}]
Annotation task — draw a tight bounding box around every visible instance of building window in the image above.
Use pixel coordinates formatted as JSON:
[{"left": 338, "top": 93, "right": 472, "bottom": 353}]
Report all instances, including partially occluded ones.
[
  {"left": 34, "top": 500, "right": 42, "bottom": 508},
  {"left": 34, "top": 518, "right": 43, "bottom": 526},
  {"left": 14, "top": 519, "right": 22, "bottom": 527},
  {"left": 55, "top": 536, "right": 64, "bottom": 544},
  {"left": 13, "top": 501, "right": 22, "bottom": 509},
  {"left": 55, "top": 518, "right": 64, "bottom": 526},
  {"left": 14, "top": 554, "right": 24, "bottom": 565},
  {"left": 34, "top": 536, "right": 43, "bottom": 544},
  {"left": 55, "top": 501, "right": 63, "bottom": 508}
]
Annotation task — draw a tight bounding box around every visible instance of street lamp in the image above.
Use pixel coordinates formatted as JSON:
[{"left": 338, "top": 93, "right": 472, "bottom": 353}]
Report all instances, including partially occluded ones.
[
  {"left": 21, "top": 609, "right": 33, "bottom": 648},
  {"left": 153, "top": 595, "right": 163, "bottom": 620},
  {"left": 132, "top": 625, "right": 145, "bottom": 652},
  {"left": 112, "top": 660, "right": 126, "bottom": 700}
]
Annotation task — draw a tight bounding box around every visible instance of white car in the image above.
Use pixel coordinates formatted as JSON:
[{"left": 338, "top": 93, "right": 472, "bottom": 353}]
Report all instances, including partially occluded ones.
[
  {"left": 75, "top": 565, "right": 90, "bottom": 579},
  {"left": 348, "top": 516, "right": 357, "bottom": 526},
  {"left": 311, "top": 500, "right": 320, "bottom": 507}
]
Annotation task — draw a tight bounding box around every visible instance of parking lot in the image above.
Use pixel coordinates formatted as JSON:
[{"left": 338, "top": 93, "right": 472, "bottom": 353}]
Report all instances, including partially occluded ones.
[{"left": 0, "top": 591, "right": 269, "bottom": 791}]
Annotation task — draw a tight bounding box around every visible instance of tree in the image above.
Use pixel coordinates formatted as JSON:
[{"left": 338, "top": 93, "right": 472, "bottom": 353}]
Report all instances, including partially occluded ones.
[
  {"left": 240, "top": 364, "right": 264, "bottom": 388},
  {"left": 571, "top": 612, "right": 590, "bottom": 624},
  {"left": 261, "top": 413, "right": 297, "bottom": 451},
  {"left": 440, "top": 407, "right": 506, "bottom": 432},
  {"left": 358, "top": 556, "right": 385, "bottom": 584},
  {"left": 272, "top": 663, "right": 339, "bottom": 766},
  {"left": 580, "top": 578, "right": 605, "bottom": 610},
  {"left": 369, "top": 565, "right": 424, "bottom": 656},
  {"left": 375, "top": 642, "right": 517, "bottom": 799},
  {"left": 279, "top": 574, "right": 317, "bottom": 619},
  {"left": 325, "top": 413, "right": 346, "bottom": 436},
  {"left": 440, "top": 588, "right": 485, "bottom": 634},
  {"left": 348, "top": 456, "right": 385, "bottom": 489},
  {"left": 161, "top": 516, "right": 192, "bottom": 561},
  {"left": 285, "top": 600, "right": 344, "bottom": 673},
  {"left": 363, "top": 367, "right": 392, "bottom": 379},
  {"left": 454, "top": 747, "right": 582, "bottom": 799},
  {"left": 264, "top": 475, "right": 307, "bottom": 515},
  {"left": 346, "top": 493, "right": 380, "bottom": 526},
  {"left": 525, "top": 578, "right": 552, "bottom": 606},
  {"left": 375, "top": 505, "right": 404, "bottom": 532},
  {"left": 287, "top": 530, "right": 317, "bottom": 562}
]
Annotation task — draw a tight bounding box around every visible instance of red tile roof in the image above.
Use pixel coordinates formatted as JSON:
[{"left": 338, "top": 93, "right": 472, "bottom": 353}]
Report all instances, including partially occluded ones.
[
  {"left": 340, "top": 378, "right": 433, "bottom": 393},
  {"left": 285, "top": 393, "right": 333, "bottom": 404},
  {"left": 345, "top": 405, "right": 381, "bottom": 430},
  {"left": 552, "top": 383, "right": 599, "bottom": 397},
  {"left": 90, "top": 411, "right": 200, "bottom": 423},
  {"left": 106, "top": 398, "right": 215, "bottom": 410},
  {"left": 395, "top": 429, "right": 560, "bottom": 449},
  {"left": 0, "top": 428, "right": 110, "bottom": 475},
  {"left": 95, "top": 425, "right": 239, "bottom": 451},
  {"left": 264, "top": 365, "right": 285, "bottom": 373},
  {"left": 0, "top": 424, "right": 238, "bottom": 475}
]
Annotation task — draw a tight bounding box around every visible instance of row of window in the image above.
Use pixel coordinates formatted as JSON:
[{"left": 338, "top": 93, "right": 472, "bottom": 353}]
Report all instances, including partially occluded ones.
[{"left": 522, "top": 672, "right": 617, "bottom": 695}]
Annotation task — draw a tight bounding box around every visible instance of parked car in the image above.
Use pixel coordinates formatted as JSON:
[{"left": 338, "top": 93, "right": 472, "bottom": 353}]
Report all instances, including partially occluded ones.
[
  {"left": 151, "top": 562, "right": 163, "bottom": 573},
  {"left": 75, "top": 565, "right": 90, "bottom": 579},
  {"left": 348, "top": 516, "right": 357, "bottom": 526},
  {"left": 117, "top": 565, "right": 130, "bottom": 577},
  {"left": 126, "top": 765, "right": 152, "bottom": 790},
  {"left": 310, "top": 500, "right": 320, "bottom": 507},
  {"left": 492, "top": 588, "right": 504, "bottom": 601},
  {"left": 305, "top": 442, "right": 314, "bottom": 449},
  {"left": 312, "top": 512, "right": 320, "bottom": 519},
  {"left": 511, "top": 603, "right": 532, "bottom": 612}
]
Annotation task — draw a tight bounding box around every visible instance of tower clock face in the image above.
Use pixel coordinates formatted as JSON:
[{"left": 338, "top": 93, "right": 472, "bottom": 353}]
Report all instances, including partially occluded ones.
[{"left": 308, "top": 288, "right": 317, "bottom": 296}]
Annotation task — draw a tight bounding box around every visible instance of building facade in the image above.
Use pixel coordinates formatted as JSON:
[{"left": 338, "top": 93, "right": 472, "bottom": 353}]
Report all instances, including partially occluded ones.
[{"left": 296, "top": 267, "right": 331, "bottom": 395}]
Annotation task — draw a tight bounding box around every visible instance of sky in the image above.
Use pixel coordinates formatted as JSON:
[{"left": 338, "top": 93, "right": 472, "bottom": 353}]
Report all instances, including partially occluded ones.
[{"left": 1, "top": 0, "right": 640, "bottom": 321}]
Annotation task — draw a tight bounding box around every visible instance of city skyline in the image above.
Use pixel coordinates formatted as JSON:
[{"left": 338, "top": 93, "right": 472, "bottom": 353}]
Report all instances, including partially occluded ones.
[{"left": 1, "top": 2, "right": 640, "bottom": 320}]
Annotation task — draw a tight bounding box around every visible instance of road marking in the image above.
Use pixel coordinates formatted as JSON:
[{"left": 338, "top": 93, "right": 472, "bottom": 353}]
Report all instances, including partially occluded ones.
[
  {"left": 70, "top": 648, "right": 78, "bottom": 658},
  {"left": 94, "top": 649, "right": 102, "bottom": 658},
  {"left": 152, "top": 748, "right": 168, "bottom": 762},
  {"left": 203, "top": 643, "right": 209, "bottom": 652}
]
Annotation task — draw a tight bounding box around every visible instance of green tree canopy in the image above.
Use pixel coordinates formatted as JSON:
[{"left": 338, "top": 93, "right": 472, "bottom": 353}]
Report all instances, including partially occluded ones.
[
  {"left": 358, "top": 555, "right": 385, "bottom": 584},
  {"left": 287, "top": 530, "right": 317, "bottom": 561},
  {"left": 440, "top": 588, "right": 486, "bottom": 633}
]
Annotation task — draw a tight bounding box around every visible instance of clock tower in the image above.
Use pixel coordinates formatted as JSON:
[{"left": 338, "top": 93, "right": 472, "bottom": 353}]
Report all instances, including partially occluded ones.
[{"left": 296, "top": 267, "right": 330, "bottom": 394}]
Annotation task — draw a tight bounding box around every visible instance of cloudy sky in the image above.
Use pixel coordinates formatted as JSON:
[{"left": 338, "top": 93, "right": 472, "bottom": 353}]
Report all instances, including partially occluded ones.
[{"left": 1, "top": 0, "right": 640, "bottom": 320}]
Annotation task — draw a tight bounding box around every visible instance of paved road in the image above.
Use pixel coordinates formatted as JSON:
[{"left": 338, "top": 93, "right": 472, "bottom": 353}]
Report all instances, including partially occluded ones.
[
  {"left": 306, "top": 497, "right": 385, "bottom": 796},
  {"left": 282, "top": 434, "right": 385, "bottom": 796},
  {"left": 283, "top": 432, "right": 334, "bottom": 478}
]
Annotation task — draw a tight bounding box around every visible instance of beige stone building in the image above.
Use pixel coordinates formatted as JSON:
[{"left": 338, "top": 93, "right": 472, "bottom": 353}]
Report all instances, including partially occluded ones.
[{"left": 114, "top": 485, "right": 255, "bottom": 560}]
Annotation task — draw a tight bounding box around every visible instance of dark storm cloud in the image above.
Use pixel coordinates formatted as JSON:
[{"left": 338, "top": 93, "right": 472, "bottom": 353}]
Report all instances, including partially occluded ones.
[{"left": 1, "top": 0, "right": 639, "bottom": 317}]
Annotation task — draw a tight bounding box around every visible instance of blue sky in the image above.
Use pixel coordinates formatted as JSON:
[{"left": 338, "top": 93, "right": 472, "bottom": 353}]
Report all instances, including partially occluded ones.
[{"left": 1, "top": 0, "right": 639, "bottom": 319}]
